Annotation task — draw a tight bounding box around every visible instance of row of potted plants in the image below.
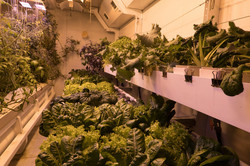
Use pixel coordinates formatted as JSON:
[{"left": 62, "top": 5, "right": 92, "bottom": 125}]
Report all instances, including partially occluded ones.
[{"left": 95, "top": 18, "right": 250, "bottom": 96}]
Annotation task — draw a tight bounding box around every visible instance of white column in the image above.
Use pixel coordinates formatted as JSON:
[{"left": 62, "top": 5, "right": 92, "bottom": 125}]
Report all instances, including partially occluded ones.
[{"left": 204, "top": 0, "right": 221, "bottom": 24}]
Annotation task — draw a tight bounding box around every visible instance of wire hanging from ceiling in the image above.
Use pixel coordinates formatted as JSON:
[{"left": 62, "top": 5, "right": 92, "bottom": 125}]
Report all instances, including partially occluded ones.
[
  {"left": 89, "top": 0, "right": 91, "bottom": 23},
  {"left": 218, "top": 15, "right": 250, "bottom": 25},
  {"left": 161, "top": 1, "right": 206, "bottom": 30},
  {"left": 135, "top": 0, "right": 206, "bottom": 37}
]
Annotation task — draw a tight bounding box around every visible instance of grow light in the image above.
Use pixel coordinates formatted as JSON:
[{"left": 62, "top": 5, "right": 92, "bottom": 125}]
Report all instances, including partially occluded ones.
[
  {"left": 68, "top": 0, "right": 73, "bottom": 8},
  {"left": 19, "top": 1, "right": 32, "bottom": 8},
  {"left": 35, "top": 4, "right": 46, "bottom": 10}
]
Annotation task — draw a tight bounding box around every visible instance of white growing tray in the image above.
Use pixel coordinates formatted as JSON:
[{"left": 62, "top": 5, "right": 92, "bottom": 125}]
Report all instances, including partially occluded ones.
[{"left": 104, "top": 65, "right": 250, "bottom": 133}]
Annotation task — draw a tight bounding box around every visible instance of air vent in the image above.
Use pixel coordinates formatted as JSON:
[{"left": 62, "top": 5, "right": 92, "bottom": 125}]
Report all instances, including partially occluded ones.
[
  {"left": 99, "top": 0, "right": 134, "bottom": 28},
  {"left": 104, "top": 13, "right": 109, "bottom": 20},
  {"left": 111, "top": 1, "right": 117, "bottom": 9}
]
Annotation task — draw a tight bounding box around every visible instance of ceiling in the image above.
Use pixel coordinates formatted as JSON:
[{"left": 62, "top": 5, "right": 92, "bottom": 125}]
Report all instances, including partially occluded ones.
[
  {"left": 122, "top": 0, "right": 155, "bottom": 10},
  {"left": 44, "top": 0, "right": 101, "bottom": 10},
  {"left": 43, "top": 0, "right": 156, "bottom": 28},
  {"left": 1, "top": 0, "right": 156, "bottom": 29}
]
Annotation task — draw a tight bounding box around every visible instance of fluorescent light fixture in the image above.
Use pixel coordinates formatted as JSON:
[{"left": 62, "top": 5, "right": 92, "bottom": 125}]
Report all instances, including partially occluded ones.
[
  {"left": 35, "top": 4, "right": 46, "bottom": 10},
  {"left": 19, "top": 1, "right": 32, "bottom": 8},
  {"left": 68, "top": 0, "right": 73, "bottom": 1},
  {"left": 80, "top": 0, "right": 84, "bottom": 3}
]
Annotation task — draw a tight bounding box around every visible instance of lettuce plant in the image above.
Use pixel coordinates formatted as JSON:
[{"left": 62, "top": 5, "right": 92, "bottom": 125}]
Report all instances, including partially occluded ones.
[{"left": 36, "top": 125, "right": 101, "bottom": 166}]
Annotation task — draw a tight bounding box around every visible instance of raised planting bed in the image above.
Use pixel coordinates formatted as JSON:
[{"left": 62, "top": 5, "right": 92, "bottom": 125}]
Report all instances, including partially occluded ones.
[{"left": 0, "top": 84, "right": 55, "bottom": 166}]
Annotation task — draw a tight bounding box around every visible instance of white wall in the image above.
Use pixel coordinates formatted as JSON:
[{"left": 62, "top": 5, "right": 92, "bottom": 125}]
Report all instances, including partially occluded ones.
[
  {"left": 218, "top": 0, "right": 250, "bottom": 30},
  {"left": 142, "top": 0, "right": 205, "bottom": 40},
  {"left": 49, "top": 9, "right": 115, "bottom": 95},
  {"left": 119, "top": 0, "right": 250, "bottom": 39},
  {"left": 51, "top": 9, "right": 115, "bottom": 46},
  {"left": 119, "top": 19, "right": 136, "bottom": 38},
  {"left": 119, "top": 0, "right": 205, "bottom": 40}
]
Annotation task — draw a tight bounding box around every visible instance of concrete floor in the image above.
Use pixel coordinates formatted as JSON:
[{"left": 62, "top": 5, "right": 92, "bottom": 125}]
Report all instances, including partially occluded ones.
[{"left": 9, "top": 124, "right": 46, "bottom": 166}]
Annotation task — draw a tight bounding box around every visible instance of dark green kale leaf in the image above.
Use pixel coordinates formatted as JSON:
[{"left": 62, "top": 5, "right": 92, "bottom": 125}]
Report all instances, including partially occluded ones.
[{"left": 220, "top": 63, "right": 250, "bottom": 96}]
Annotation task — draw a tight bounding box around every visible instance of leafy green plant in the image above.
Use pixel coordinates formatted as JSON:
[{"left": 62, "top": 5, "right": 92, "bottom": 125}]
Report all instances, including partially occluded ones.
[
  {"left": 147, "top": 122, "right": 239, "bottom": 166},
  {"left": 160, "top": 36, "right": 193, "bottom": 69},
  {"left": 99, "top": 36, "right": 143, "bottom": 80},
  {"left": 39, "top": 99, "right": 132, "bottom": 136},
  {"left": 220, "top": 63, "right": 250, "bottom": 96},
  {"left": 63, "top": 70, "right": 114, "bottom": 95},
  {"left": 61, "top": 37, "right": 80, "bottom": 58},
  {"left": 126, "top": 93, "right": 176, "bottom": 132},
  {"left": 63, "top": 84, "right": 82, "bottom": 95},
  {"left": 148, "top": 121, "right": 194, "bottom": 165},
  {"left": 136, "top": 24, "right": 162, "bottom": 47},
  {"left": 65, "top": 69, "right": 108, "bottom": 84},
  {"left": 99, "top": 26, "right": 169, "bottom": 80},
  {"left": 188, "top": 35, "right": 228, "bottom": 67},
  {"left": 63, "top": 81, "right": 115, "bottom": 95},
  {"left": 29, "top": 12, "right": 61, "bottom": 80},
  {"left": 0, "top": 17, "right": 37, "bottom": 94},
  {"left": 99, "top": 125, "right": 131, "bottom": 165},
  {"left": 38, "top": 120, "right": 239, "bottom": 166},
  {"left": 80, "top": 38, "right": 110, "bottom": 74},
  {"left": 39, "top": 102, "right": 98, "bottom": 136},
  {"left": 40, "top": 91, "right": 176, "bottom": 137},
  {"left": 149, "top": 93, "right": 176, "bottom": 127},
  {"left": 96, "top": 81, "right": 115, "bottom": 94},
  {"left": 187, "top": 137, "right": 239, "bottom": 166},
  {"left": 100, "top": 24, "right": 191, "bottom": 80},
  {"left": 51, "top": 90, "right": 118, "bottom": 107},
  {"left": 100, "top": 122, "right": 193, "bottom": 166},
  {"left": 0, "top": 17, "right": 37, "bottom": 112},
  {"left": 0, "top": 87, "right": 36, "bottom": 113},
  {"left": 97, "top": 18, "right": 250, "bottom": 83},
  {"left": 36, "top": 125, "right": 101, "bottom": 166},
  {"left": 187, "top": 19, "right": 250, "bottom": 68},
  {"left": 0, "top": 11, "right": 61, "bottom": 112},
  {"left": 96, "top": 99, "right": 134, "bottom": 135},
  {"left": 100, "top": 127, "right": 166, "bottom": 166},
  {"left": 214, "top": 21, "right": 250, "bottom": 67},
  {"left": 186, "top": 18, "right": 228, "bottom": 67}
]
